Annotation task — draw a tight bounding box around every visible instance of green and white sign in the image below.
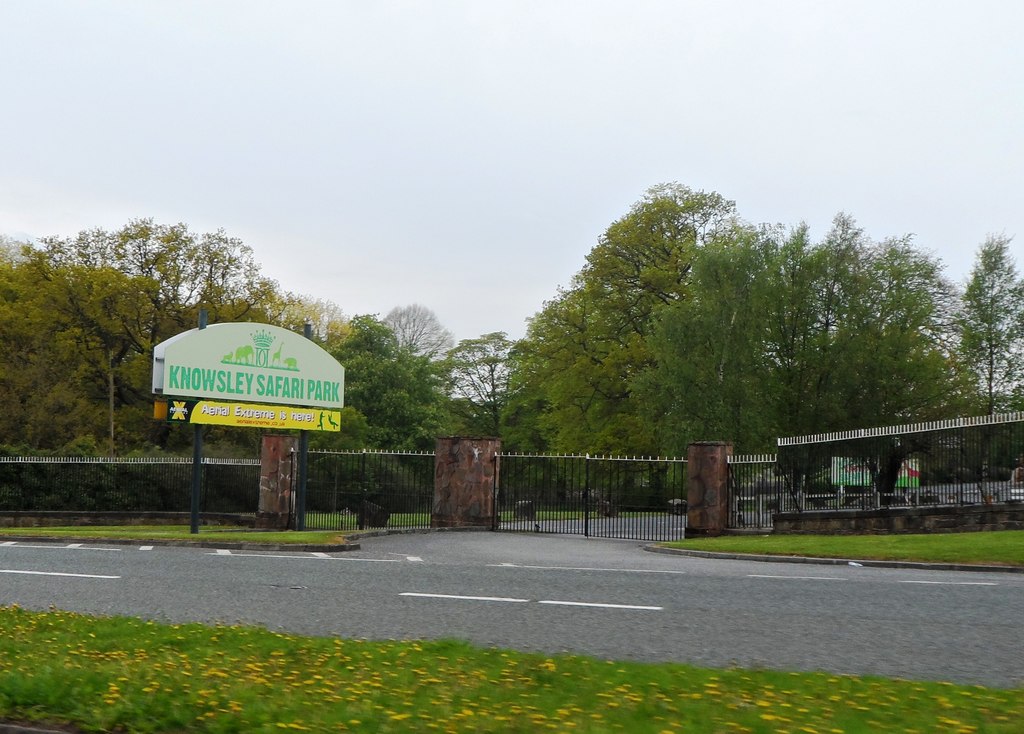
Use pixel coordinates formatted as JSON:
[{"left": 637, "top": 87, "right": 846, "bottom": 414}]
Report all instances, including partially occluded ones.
[{"left": 152, "top": 323, "right": 344, "bottom": 409}]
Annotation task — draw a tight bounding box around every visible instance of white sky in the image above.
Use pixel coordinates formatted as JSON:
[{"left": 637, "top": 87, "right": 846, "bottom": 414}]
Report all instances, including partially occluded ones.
[{"left": 2, "top": 1, "right": 1021, "bottom": 342}]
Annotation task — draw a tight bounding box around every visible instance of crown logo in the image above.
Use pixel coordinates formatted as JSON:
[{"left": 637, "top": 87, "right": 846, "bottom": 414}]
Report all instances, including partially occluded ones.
[{"left": 251, "top": 329, "right": 275, "bottom": 349}]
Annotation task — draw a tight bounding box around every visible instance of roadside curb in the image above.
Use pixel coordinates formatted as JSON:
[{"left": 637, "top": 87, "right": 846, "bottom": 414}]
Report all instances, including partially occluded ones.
[
  {"left": 644, "top": 545, "right": 1024, "bottom": 574},
  {"left": 0, "top": 526, "right": 491, "bottom": 553},
  {"left": 0, "top": 535, "right": 361, "bottom": 553}
]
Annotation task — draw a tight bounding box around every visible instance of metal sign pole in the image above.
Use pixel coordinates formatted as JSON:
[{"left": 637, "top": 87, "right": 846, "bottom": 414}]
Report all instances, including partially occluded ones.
[
  {"left": 295, "top": 321, "right": 312, "bottom": 531},
  {"left": 190, "top": 309, "right": 208, "bottom": 534}
]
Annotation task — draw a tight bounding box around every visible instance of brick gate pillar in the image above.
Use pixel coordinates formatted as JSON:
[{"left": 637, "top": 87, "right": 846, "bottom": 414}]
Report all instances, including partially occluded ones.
[
  {"left": 257, "top": 434, "right": 298, "bottom": 529},
  {"left": 432, "top": 437, "right": 500, "bottom": 529},
  {"left": 685, "top": 441, "right": 733, "bottom": 538}
]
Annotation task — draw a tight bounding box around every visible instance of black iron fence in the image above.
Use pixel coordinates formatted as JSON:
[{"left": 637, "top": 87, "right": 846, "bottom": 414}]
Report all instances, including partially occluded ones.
[
  {"left": 0, "top": 456, "right": 259, "bottom": 515},
  {"left": 497, "top": 454, "right": 688, "bottom": 541},
  {"left": 304, "top": 450, "right": 435, "bottom": 531},
  {"left": 725, "top": 413, "right": 1024, "bottom": 530},
  {"left": 6, "top": 413, "right": 1022, "bottom": 536}
]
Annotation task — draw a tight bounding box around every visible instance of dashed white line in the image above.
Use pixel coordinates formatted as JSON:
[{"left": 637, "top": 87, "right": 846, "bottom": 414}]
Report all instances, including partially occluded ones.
[
  {"left": 538, "top": 600, "right": 663, "bottom": 611},
  {"left": 209, "top": 550, "right": 400, "bottom": 562},
  {"left": 140, "top": 545, "right": 154, "bottom": 551},
  {"left": 898, "top": 580, "right": 998, "bottom": 586},
  {"left": 401, "top": 593, "right": 663, "bottom": 610},
  {"left": 401, "top": 592, "right": 529, "bottom": 603},
  {"left": 0, "top": 569, "right": 120, "bottom": 579},
  {"left": 407, "top": 556, "right": 424, "bottom": 563},
  {"left": 748, "top": 574, "right": 845, "bottom": 581},
  {"left": 490, "top": 563, "right": 687, "bottom": 575}
]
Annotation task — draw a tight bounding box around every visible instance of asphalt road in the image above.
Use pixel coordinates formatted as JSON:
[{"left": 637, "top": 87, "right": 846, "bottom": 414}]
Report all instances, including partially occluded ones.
[{"left": 1, "top": 532, "right": 1022, "bottom": 688}]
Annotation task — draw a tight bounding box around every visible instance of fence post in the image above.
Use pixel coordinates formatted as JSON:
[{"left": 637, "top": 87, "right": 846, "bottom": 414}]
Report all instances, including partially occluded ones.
[
  {"left": 685, "top": 441, "right": 733, "bottom": 538},
  {"left": 584, "top": 454, "right": 591, "bottom": 538},
  {"left": 432, "top": 437, "right": 501, "bottom": 528},
  {"left": 256, "top": 434, "right": 299, "bottom": 529}
]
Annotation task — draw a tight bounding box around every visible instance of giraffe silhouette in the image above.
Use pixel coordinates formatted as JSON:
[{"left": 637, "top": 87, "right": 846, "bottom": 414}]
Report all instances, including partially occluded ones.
[{"left": 271, "top": 343, "right": 283, "bottom": 367}]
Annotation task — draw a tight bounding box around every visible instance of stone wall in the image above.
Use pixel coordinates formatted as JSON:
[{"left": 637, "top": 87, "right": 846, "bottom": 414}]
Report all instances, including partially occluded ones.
[{"left": 774, "top": 503, "right": 1024, "bottom": 534}]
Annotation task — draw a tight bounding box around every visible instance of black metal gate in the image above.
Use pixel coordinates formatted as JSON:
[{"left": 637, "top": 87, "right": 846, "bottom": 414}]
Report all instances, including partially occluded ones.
[
  {"left": 496, "top": 454, "right": 688, "bottom": 541},
  {"left": 304, "top": 450, "right": 435, "bottom": 531}
]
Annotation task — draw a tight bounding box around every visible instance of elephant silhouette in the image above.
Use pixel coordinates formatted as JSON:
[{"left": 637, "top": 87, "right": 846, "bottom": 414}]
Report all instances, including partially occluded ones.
[
  {"left": 283, "top": 357, "right": 298, "bottom": 370},
  {"left": 234, "top": 345, "right": 254, "bottom": 364}
]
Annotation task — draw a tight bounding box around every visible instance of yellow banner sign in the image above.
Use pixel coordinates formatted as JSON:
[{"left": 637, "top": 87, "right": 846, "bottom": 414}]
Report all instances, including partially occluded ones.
[{"left": 158, "top": 400, "right": 341, "bottom": 432}]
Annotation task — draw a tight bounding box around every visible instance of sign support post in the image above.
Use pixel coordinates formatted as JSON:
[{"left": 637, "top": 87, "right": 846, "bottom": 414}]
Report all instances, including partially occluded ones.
[
  {"left": 190, "top": 309, "right": 208, "bottom": 535},
  {"left": 295, "top": 322, "right": 312, "bottom": 531}
]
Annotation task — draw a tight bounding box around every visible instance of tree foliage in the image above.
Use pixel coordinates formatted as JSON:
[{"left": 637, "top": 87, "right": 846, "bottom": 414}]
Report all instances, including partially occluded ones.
[
  {"left": 514, "top": 183, "right": 738, "bottom": 454},
  {"left": 329, "top": 315, "right": 450, "bottom": 450},
  {"left": 955, "top": 235, "right": 1024, "bottom": 414},
  {"left": 444, "top": 332, "right": 513, "bottom": 437}
]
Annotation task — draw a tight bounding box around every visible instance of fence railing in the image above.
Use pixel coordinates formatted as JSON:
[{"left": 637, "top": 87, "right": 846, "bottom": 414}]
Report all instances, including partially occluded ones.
[
  {"left": 4, "top": 413, "right": 1021, "bottom": 536},
  {"left": 725, "top": 415, "right": 1024, "bottom": 529},
  {"left": 304, "top": 450, "right": 435, "bottom": 531},
  {"left": 497, "top": 453, "right": 689, "bottom": 540},
  {"left": 0, "top": 456, "right": 259, "bottom": 515}
]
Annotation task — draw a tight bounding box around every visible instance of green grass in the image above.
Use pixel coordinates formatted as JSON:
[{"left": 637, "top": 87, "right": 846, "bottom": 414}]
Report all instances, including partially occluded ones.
[
  {"left": 304, "top": 511, "right": 431, "bottom": 529},
  {"left": 0, "top": 605, "right": 1019, "bottom": 733},
  {"left": 0, "top": 525, "right": 351, "bottom": 545},
  {"left": 664, "top": 530, "right": 1024, "bottom": 567}
]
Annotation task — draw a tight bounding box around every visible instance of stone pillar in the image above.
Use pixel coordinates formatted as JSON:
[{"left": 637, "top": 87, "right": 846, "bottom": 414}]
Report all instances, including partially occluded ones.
[
  {"left": 432, "top": 437, "right": 500, "bottom": 528},
  {"left": 256, "top": 434, "right": 298, "bottom": 529},
  {"left": 685, "top": 441, "right": 732, "bottom": 538}
]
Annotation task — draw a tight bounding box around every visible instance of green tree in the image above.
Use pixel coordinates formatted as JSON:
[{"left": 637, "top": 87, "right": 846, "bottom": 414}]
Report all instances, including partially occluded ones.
[
  {"left": 639, "top": 215, "right": 969, "bottom": 453},
  {"left": 0, "top": 220, "right": 281, "bottom": 452},
  {"left": 329, "top": 315, "right": 449, "bottom": 450},
  {"left": 444, "top": 332, "right": 513, "bottom": 437},
  {"left": 515, "top": 183, "right": 738, "bottom": 454},
  {"left": 956, "top": 235, "right": 1024, "bottom": 414}
]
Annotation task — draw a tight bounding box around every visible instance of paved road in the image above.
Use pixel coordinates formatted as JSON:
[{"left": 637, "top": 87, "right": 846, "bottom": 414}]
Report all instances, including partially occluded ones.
[{"left": 1, "top": 532, "right": 1022, "bottom": 688}]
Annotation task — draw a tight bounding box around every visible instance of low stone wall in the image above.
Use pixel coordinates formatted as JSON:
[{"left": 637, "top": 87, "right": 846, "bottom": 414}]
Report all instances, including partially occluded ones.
[
  {"left": 0, "top": 511, "right": 255, "bottom": 528},
  {"left": 774, "top": 503, "right": 1024, "bottom": 534}
]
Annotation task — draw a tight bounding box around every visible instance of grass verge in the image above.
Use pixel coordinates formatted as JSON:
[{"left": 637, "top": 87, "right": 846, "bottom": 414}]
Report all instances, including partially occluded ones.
[
  {"left": 0, "top": 525, "right": 350, "bottom": 545},
  {"left": 663, "top": 530, "right": 1024, "bottom": 567},
  {"left": 0, "top": 605, "right": 1020, "bottom": 733}
]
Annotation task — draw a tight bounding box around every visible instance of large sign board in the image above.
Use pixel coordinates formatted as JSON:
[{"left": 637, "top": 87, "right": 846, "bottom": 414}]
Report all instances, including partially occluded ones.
[
  {"left": 159, "top": 399, "right": 342, "bottom": 431},
  {"left": 152, "top": 323, "right": 344, "bottom": 409}
]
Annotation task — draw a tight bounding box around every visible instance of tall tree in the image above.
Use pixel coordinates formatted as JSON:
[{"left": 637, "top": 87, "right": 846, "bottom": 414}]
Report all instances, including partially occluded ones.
[
  {"left": 445, "top": 332, "right": 513, "bottom": 437},
  {"left": 515, "top": 183, "right": 739, "bottom": 454},
  {"left": 639, "top": 215, "right": 970, "bottom": 453},
  {"left": 0, "top": 220, "right": 281, "bottom": 452},
  {"left": 330, "top": 315, "right": 450, "bottom": 450},
  {"left": 956, "top": 235, "right": 1024, "bottom": 414},
  {"left": 383, "top": 304, "right": 454, "bottom": 359}
]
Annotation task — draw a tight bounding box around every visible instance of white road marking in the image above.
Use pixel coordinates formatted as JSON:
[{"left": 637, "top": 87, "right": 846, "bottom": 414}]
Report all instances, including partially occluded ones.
[
  {"left": 490, "top": 563, "right": 687, "bottom": 575},
  {"left": 897, "top": 580, "right": 998, "bottom": 586},
  {"left": 406, "top": 556, "right": 424, "bottom": 563},
  {"left": 0, "top": 542, "right": 122, "bottom": 552},
  {"left": 748, "top": 574, "right": 845, "bottom": 581},
  {"left": 208, "top": 551, "right": 400, "bottom": 562},
  {"left": 401, "top": 592, "right": 530, "bottom": 603},
  {"left": 140, "top": 546, "right": 154, "bottom": 551},
  {"left": 538, "top": 600, "right": 663, "bottom": 611},
  {"left": 0, "top": 569, "right": 120, "bottom": 579}
]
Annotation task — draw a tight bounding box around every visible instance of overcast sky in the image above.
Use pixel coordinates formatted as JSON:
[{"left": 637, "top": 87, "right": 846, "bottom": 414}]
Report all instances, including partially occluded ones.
[{"left": 2, "top": 1, "right": 1021, "bottom": 342}]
